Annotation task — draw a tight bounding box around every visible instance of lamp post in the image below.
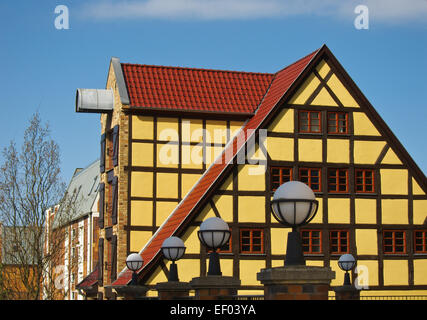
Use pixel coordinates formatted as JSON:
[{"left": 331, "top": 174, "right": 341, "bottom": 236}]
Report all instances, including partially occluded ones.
[
  {"left": 126, "top": 253, "right": 144, "bottom": 285},
  {"left": 271, "top": 181, "right": 319, "bottom": 266},
  {"left": 197, "top": 217, "right": 230, "bottom": 276},
  {"left": 162, "top": 237, "right": 186, "bottom": 282},
  {"left": 338, "top": 254, "right": 356, "bottom": 286}
]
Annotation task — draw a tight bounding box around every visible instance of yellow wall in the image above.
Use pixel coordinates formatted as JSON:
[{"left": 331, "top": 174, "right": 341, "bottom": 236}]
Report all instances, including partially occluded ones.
[
  {"left": 413, "top": 260, "right": 427, "bottom": 285},
  {"left": 328, "top": 198, "right": 350, "bottom": 224},
  {"left": 354, "top": 141, "right": 386, "bottom": 164},
  {"left": 413, "top": 200, "right": 427, "bottom": 224},
  {"left": 355, "top": 199, "right": 377, "bottom": 224},
  {"left": 412, "top": 178, "right": 426, "bottom": 195},
  {"left": 156, "top": 173, "right": 178, "bottom": 198},
  {"left": 238, "top": 196, "right": 266, "bottom": 223},
  {"left": 268, "top": 109, "right": 294, "bottom": 133},
  {"left": 130, "top": 200, "right": 153, "bottom": 226},
  {"left": 131, "top": 172, "right": 153, "bottom": 197},
  {"left": 311, "top": 87, "right": 338, "bottom": 107},
  {"left": 327, "top": 139, "right": 349, "bottom": 163},
  {"left": 353, "top": 112, "right": 381, "bottom": 136},
  {"left": 326, "top": 74, "right": 359, "bottom": 108},
  {"left": 238, "top": 165, "right": 265, "bottom": 191},
  {"left": 181, "top": 173, "right": 202, "bottom": 197},
  {"left": 355, "top": 229, "right": 378, "bottom": 255},
  {"left": 380, "top": 169, "right": 408, "bottom": 195},
  {"left": 132, "top": 116, "right": 154, "bottom": 139},
  {"left": 381, "top": 148, "right": 402, "bottom": 165},
  {"left": 267, "top": 137, "right": 293, "bottom": 161},
  {"left": 181, "top": 226, "right": 200, "bottom": 254},
  {"left": 157, "top": 117, "right": 179, "bottom": 141},
  {"left": 381, "top": 199, "right": 408, "bottom": 224},
  {"left": 130, "top": 231, "right": 152, "bottom": 252},
  {"left": 239, "top": 260, "right": 266, "bottom": 286},
  {"left": 212, "top": 195, "right": 233, "bottom": 222},
  {"left": 383, "top": 260, "right": 408, "bottom": 286},
  {"left": 356, "top": 260, "right": 379, "bottom": 287},
  {"left": 298, "top": 139, "right": 322, "bottom": 162},
  {"left": 156, "top": 201, "right": 178, "bottom": 226},
  {"left": 132, "top": 143, "right": 154, "bottom": 167},
  {"left": 288, "top": 73, "right": 320, "bottom": 105}
]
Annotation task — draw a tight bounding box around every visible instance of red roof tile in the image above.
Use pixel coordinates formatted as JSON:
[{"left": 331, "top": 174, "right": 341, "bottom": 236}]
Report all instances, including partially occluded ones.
[
  {"left": 121, "top": 64, "right": 274, "bottom": 113},
  {"left": 112, "top": 48, "right": 321, "bottom": 286},
  {"left": 76, "top": 265, "right": 98, "bottom": 289}
]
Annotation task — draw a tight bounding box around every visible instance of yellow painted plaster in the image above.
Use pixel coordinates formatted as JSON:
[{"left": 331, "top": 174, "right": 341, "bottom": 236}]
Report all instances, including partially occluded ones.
[
  {"left": 268, "top": 109, "right": 294, "bottom": 133},
  {"left": 328, "top": 198, "right": 350, "bottom": 224},
  {"left": 157, "top": 143, "right": 179, "bottom": 168},
  {"left": 181, "top": 119, "right": 203, "bottom": 143},
  {"left": 239, "top": 260, "right": 266, "bottom": 286},
  {"left": 230, "top": 121, "right": 244, "bottom": 140},
  {"left": 181, "top": 144, "right": 203, "bottom": 169},
  {"left": 270, "top": 228, "right": 290, "bottom": 255},
  {"left": 413, "top": 200, "right": 427, "bottom": 224},
  {"left": 132, "top": 142, "right": 154, "bottom": 167},
  {"left": 326, "top": 74, "right": 359, "bottom": 108},
  {"left": 205, "top": 145, "right": 224, "bottom": 165},
  {"left": 130, "top": 230, "right": 152, "bottom": 252},
  {"left": 132, "top": 115, "right": 154, "bottom": 140},
  {"left": 298, "top": 139, "right": 322, "bottom": 162},
  {"left": 311, "top": 198, "right": 323, "bottom": 224},
  {"left": 238, "top": 165, "right": 265, "bottom": 191},
  {"left": 355, "top": 198, "right": 377, "bottom": 224},
  {"left": 315, "top": 60, "right": 331, "bottom": 79},
  {"left": 238, "top": 196, "right": 266, "bottom": 223},
  {"left": 156, "top": 173, "right": 178, "bottom": 198},
  {"left": 181, "top": 226, "right": 200, "bottom": 254},
  {"left": 157, "top": 117, "right": 179, "bottom": 141},
  {"left": 383, "top": 260, "right": 408, "bottom": 286},
  {"left": 181, "top": 173, "right": 202, "bottom": 198},
  {"left": 130, "top": 200, "right": 153, "bottom": 226},
  {"left": 195, "top": 203, "right": 216, "bottom": 222},
  {"left": 353, "top": 112, "right": 381, "bottom": 136},
  {"left": 354, "top": 140, "right": 386, "bottom": 164},
  {"left": 156, "top": 201, "right": 178, "bottom": 226},
  {"left": 267, "top": 137, "right": 293, "bottom": 161},
  {"left": 288, "top": 73, "right": 320, "bottom": 105},
  {"left": 381, "top": 199, "right": 408, "bottom": 224},
  {"left": 176, "top": 259, "right": 201, "bottom": 282},
  {"left": 356, "top": 260, "right": 379, "bottom": 287},
  {"left": 131, "top": 172, "right": 153, "bottom": 197},
  {"left": 212, "top": 195, "right": 233, "bottom": 222},
  {"left": 327, "top": 139, "right": 349, "bottom": 163},
  {"left": 381, "top": 148, "right": 402, "bottom": 165},
  {"left": 146, "top": 265, "right": 168, "bottom": 286},
  {"left": 380, "top": 169, "right": 408, "bottom": 195},
  {"left": 311, "top": 87, "right": 338, "bottom": 107},
  {"left": 355, "top": 229, "right": 378, "bottom": 255},
  {"left": 206, "top": 120, "right": 227, "bottom": 144},
  {"left": 412, "top": 178, "right": 426, "bottom": 195},
  {"left": 218, "top": 259, "right": 234, "bottom": 277},
  {"left": 414, "top": 260, "right": 427, "bottom": 285}
]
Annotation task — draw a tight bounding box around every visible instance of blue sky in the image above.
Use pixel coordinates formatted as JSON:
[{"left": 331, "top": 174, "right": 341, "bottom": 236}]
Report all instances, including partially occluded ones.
[{"left": 0, "top": 0, "right": 426, "bottom": 184}]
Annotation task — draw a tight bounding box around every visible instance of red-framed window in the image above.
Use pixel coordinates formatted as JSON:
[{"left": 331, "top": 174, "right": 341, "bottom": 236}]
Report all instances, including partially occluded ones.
[
  {"left": 299, "top": 168, "right": 321, "bottom": 192},
  {"left": 328, "top": 168, "right": 349, "bottom": 193},
  {"left": 299, "top": 111, "right": 321, "bottom": 133},
  {"left": 240, "top": 229, "right": 264, "bottom": 254},
  {"left": 383, "top": 230, "right": 406, "bottom": 254},
  {"left": 301, "top": 230, "right": 322, "bottom": 254},
  {"left": 327, "top": 112, "right": 348, "bottom": 134},
  {"left": 271, "top": 167, "right": 293, "bottom": 191},
  {"left": 330, "top": 230, "right": 349, "bottom": 254},
  {"left": 414, "top": 230, "right": 427, "bottom": 254},
  {"left": 355, "top": 169, "right": 375, "bottom": 193}
]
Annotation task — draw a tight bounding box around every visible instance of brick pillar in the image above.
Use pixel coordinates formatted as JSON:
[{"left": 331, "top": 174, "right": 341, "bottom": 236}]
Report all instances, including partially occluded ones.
[
  {"left": 190, "top": 276, "right": 241, "bottom": 300},
  {"left": 334, "top": 285, "right": 360, "bottom": 300},
  {"left": 156, "top": 281, "right": 190, "bottom": 300},
  {"left": 257, "top": 266, "right": 335, "bottom": 300}
]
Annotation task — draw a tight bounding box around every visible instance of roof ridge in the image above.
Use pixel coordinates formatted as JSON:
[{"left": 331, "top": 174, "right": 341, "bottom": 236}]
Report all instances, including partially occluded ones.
[{"left": 120, "top": 62, "right": 274, "bottom": 76}]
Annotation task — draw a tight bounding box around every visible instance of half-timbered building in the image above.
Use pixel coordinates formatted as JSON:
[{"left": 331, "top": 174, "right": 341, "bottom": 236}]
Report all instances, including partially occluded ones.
[{"left": 76, "top": 45, "right": 427, "bottom": 299}]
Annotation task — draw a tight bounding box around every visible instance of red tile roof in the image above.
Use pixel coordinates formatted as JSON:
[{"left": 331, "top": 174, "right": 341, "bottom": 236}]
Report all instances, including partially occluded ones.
[
  {"left": 112, "top": 47, "right": 321, "bottom": 286},
  {"left": 121, "top": 63, "right": 274, "bottom": 113},
  {"left": 76, "top": 265, "right": 98, "bottom": 289}
]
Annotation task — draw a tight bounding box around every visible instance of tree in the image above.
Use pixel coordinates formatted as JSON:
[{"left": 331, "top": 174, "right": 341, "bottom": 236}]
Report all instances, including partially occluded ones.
[{"left": 0, "top": 112, "right": 74, "bottom": 299}]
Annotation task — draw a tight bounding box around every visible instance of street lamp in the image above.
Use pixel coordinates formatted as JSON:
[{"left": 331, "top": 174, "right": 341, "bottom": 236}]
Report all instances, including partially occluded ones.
[
  {"left": 126, "top": 253, "right": 144, "bottom": 285},
  {"left": 197, "top": 217, "right": 230, "bottom": 276},
  {"left": 271, "top": 181, "right": 319, "bottom": 266},
  {"left": 338, "top": 254, "right": 356, "bottom": 286},
  {"left": 162, "top": 236, "right": 186, "bottom": 282}
]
